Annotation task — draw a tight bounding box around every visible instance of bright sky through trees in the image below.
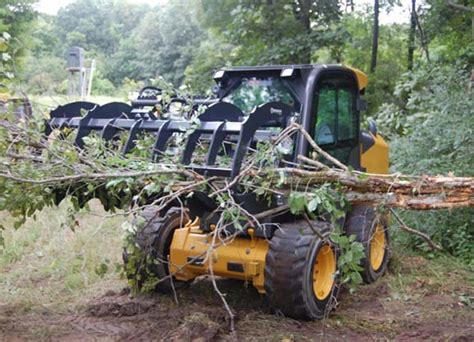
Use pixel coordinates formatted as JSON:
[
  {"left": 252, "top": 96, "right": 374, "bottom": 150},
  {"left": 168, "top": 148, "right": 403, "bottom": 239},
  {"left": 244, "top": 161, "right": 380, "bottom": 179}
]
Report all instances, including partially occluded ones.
[{"left": 36, "top": 0, "right": 410, "bottom": 24}]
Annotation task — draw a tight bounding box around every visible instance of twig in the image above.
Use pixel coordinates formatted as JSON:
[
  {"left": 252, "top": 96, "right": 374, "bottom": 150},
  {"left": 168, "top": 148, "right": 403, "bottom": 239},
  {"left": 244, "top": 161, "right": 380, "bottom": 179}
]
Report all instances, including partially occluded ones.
[
  {"left": 253, "top": 204, "right": 290, "bottom": 219},
  {"left": 291, "top": 123, "right": 348, "bottom": 170},
  {"left": 389, "top": 208, "right": 443, "bottom": 251},
  {"left": 297, "top": 154, "right": 330, "bottom": 170},
  {"left": 447, "top": 1, "right": 474, "bottom": 12},
  {"left": 208, "top": 215, "right": 236, "bottom": 333},
  {"left": 0, "top": 168, "right": 190, "bottom": 185},
  {"left": 303, "top": 213, "right": 326, "bottom": 240}
]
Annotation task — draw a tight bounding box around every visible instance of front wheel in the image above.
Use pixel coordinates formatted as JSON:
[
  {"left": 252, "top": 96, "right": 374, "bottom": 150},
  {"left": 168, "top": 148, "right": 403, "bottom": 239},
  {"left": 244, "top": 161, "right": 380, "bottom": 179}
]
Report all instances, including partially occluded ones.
[
  {"left": 264, "top": 222, "right": 340, "bottom": 320},
  {"left": 123, "top": 206, "right": 190, "bottom": 293},
  {"left": 344, "top": 205, "right": 390, "bottom": 283}
]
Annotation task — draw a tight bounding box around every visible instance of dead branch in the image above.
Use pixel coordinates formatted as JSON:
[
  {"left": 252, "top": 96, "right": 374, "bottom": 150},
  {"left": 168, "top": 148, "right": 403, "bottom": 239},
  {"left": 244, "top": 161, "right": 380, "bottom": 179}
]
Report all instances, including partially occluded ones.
[
  {"left": 0, "top": 169, "right": 191, "bottom": 185},
  {"left": 389, "top": 208, "right": 443, "bottom": 251},
  {"left": 447, "top": 1, "right": 474, "bottom": 13},
  {"left": 291, "top": 123, "right": 348, "bottom": 170}
]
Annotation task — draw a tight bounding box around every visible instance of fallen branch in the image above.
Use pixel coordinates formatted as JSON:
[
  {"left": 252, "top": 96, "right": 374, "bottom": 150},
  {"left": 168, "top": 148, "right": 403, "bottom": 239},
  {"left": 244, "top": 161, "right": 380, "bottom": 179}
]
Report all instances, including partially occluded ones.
[{"left": 389, "top": 208, "right": 443, "bottom": 251}]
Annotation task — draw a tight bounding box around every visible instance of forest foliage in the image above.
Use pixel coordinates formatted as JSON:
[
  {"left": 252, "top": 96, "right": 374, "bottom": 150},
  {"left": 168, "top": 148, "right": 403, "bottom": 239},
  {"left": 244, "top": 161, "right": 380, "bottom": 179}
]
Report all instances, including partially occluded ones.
[{"left": 1, "top": 0, "right": 473, "bottom": 263}]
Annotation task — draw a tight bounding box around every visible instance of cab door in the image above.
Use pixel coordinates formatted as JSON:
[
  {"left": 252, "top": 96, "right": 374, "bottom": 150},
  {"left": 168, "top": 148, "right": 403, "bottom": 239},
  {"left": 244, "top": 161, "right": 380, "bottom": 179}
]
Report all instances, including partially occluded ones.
[{"left": 310, "top": 74, "right": 360, "bottom": 168}]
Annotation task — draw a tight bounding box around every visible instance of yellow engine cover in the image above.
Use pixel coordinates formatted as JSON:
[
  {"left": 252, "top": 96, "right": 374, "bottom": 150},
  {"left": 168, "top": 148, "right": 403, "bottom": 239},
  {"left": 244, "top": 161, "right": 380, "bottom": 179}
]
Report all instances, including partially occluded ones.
[
  {"left": 169, "top": 225, "right": 269, "bottom": 293},
  {"left": 361, "top": 132, "right": 389, "bottom": 174}
]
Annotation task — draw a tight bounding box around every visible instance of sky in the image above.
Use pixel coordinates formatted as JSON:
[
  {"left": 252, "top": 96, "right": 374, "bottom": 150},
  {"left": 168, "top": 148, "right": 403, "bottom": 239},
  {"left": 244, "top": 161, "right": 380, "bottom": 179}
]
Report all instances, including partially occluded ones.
[
  {"left": 35, "top": 0, "right": 166, "bottom": 14},
  {"left": 35, "top": 0, "right": 411, "bottom": 24}
]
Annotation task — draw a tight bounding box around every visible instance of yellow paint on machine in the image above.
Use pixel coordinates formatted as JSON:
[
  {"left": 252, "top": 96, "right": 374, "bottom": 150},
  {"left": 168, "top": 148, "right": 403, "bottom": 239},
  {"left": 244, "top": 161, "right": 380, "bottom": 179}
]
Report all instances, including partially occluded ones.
[
  {"left": 361, "top": 133, "right": 389, "bottom": 174},
  {"left": 169, "top": 224, "right": 269, "bottom": 293},
  {"left": 345, "top": 65, "right": 368, "bottom": 90}
]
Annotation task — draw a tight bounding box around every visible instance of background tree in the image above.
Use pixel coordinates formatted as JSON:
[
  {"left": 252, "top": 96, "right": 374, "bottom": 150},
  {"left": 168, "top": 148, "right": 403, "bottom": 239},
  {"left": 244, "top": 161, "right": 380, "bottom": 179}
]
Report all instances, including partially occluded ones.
[
  {"left": 407, "top": 0, "right": 416, "bottom": 70},
  {"left": 0, "top": 0, "right": 36, "bottom": 74},
  {"left": 370, "top": 0, "right": 379, "bottom": 72}
]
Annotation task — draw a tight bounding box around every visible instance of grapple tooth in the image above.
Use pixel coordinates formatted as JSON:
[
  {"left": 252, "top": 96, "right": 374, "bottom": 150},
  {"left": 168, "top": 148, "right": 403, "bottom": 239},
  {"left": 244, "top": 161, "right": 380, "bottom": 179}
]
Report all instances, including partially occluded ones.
[
  {"left": 181, "top": 102, "right": 244, "bottom": 165},
  {"left": 198, "top": 102, "right": 243, "bottom": 121},
  {"left": 182, "top": 130, "right": 202, "bottom": 165},
  {"left": 122, "top": 119, "right": 143, "bottom": 154},
  {"left": 49, "top": 101, "right": 97, "bottom": 119},
  {"left": 100, "top": 118, "right": 119, "bottom": 141},
  {"left": 46, "top": 101, "right": 97, "bottom": 136},
  {"left": 205, "top": 121, "right": 226, "bottom": 166},
  {"left": 152, "top": 120, "right": 173, "bottom": 161},
  {"left": 74, "top": 102, "right": 132, "bottom": 148},
  {"left": 230, "top": 102, "right": 292, "bottom": 179}
]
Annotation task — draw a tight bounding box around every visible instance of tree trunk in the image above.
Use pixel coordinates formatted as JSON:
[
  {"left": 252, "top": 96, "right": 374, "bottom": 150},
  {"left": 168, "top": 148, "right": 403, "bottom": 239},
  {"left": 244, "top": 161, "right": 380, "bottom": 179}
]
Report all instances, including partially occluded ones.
[
  {"left": 301, "top": 0, "right": 312, "bottom": 64},
  {"left": 293, "top": 0, "right": 312, "bottom": 64},
  {"left": 370, "top": 0, "right": 379, "bottom": 73},
  {"left": 279, "top": 167, "right": 474, "bottom": 210},
  {"left": 407, "top": 0, "right": 416, "bottom": 70},
  {"left": 345, "top": 0, "right": 355, "bottom": 12},
  {"left": 414, "top": 7, "right": 431, "bottom": 63}
]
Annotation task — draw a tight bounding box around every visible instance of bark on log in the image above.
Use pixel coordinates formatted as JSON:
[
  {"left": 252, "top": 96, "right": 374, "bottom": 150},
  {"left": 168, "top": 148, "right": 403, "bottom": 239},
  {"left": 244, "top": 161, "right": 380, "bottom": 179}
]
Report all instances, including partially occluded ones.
[{"left": 271, "top": 167, "right": 473, "bottom": 210}]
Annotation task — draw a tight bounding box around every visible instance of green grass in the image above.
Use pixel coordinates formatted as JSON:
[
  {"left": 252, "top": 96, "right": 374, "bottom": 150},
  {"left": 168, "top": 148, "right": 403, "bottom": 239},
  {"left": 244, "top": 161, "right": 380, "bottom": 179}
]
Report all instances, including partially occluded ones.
[
  {"left": 385, "top": 248, "right": 474, "bottom": 313},
  {"left": 0, "top": 199, "right": 125, "bottom": 311}
]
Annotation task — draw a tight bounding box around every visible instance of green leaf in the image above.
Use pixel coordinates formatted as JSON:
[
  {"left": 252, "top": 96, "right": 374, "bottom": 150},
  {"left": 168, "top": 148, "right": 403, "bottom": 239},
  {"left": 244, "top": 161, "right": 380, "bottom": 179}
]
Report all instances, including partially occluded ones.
[
  {"left": 288, "top": 192, "right": 307, "bottom": 214},
  {"left": 307, "top": 197, "right": 319, "bottom": 212},
  {"left": 350, "top": 271, "right": 363, "bottom": 285}
]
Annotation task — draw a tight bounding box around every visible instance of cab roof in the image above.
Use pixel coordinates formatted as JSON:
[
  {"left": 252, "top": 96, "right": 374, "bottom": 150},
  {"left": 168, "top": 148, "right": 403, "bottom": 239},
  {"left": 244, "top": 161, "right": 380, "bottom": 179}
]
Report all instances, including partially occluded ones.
[{"left": 216, "top": 64, "right": 368, "bottom": 90}]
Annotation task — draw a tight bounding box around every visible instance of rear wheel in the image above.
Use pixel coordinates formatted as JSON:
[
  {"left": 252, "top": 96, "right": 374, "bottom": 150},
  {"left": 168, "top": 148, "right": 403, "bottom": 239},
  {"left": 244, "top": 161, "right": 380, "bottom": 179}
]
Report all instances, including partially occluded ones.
[
  {"left": 123, "top": 206, "right": 190, "bottom": 293},
  {"left": 344, "top": 205, "right": 390, "bottom": 283},
  {"left": 264, "top": 222, "right": 340, "bottom": 320}
]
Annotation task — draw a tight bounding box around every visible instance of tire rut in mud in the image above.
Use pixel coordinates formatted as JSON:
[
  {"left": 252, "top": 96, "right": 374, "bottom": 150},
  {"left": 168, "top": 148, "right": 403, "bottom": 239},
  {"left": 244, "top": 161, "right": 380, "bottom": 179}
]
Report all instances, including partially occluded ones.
[{"left": 66, "top": 289, "right": 230, "bottom": 341}]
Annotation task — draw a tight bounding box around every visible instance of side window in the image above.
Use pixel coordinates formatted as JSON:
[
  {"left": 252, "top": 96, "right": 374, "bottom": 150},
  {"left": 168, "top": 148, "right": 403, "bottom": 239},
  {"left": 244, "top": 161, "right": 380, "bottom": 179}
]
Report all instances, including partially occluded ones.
[
  {"left": 316, "top": 87, "right": 336, "bottom": 145},
  {"left": 315, "top": 82, "right": 356, "bottom": 145},
  {"left": 338, "top": 87, "right": 357, "bottom": 140}
]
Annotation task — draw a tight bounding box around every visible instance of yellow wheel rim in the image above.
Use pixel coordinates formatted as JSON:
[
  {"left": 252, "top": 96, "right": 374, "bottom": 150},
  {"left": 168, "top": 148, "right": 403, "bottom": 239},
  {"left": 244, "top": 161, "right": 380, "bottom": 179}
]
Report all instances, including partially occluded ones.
[
  {"left": 370, "top": 223, "right": 386, "bottom": 271},
  {"left": 313, "top": 244, "right": 336, "bottom": 300}
]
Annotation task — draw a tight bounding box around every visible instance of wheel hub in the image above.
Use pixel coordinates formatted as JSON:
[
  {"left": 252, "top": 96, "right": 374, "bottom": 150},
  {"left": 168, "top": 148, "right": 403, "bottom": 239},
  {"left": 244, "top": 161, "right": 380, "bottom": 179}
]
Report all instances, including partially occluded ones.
[
  {"left": 313, "top": 244, "right": 336, "bottom": 300},
  {"left": 370, "top": 223, "right": 386, "bottom": 271}
]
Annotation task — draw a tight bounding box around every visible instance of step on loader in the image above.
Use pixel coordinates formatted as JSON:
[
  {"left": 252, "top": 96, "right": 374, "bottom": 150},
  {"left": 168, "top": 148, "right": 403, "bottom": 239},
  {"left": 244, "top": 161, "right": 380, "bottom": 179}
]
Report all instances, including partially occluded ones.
[{"left": 46, "top": 64, "right": 390, "bottom": 320}]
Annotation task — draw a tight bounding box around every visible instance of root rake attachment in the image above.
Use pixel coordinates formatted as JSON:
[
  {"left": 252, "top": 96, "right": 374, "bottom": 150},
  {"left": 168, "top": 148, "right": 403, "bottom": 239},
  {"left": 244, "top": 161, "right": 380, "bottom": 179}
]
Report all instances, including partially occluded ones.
[{"left": 46, "top": 87, "right": 295, "bottom": 178}]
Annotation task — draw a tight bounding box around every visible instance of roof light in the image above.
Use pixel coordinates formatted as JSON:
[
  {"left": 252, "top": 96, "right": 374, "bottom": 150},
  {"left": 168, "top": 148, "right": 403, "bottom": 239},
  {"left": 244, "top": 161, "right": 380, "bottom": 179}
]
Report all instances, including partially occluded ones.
[
  {"left": 213, "top": 70, "right": 225, "bottom": 81},
  {"left": 280, "top": 68, "right": 294, "bottom": 77}
]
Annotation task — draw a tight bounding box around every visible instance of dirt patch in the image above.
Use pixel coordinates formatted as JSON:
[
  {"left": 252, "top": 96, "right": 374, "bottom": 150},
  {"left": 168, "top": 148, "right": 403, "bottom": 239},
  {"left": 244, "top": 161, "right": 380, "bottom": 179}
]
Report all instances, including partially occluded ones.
[
  {"left": 163, "top": 312, "right": 222, "bottom": 341},
  {"left": 0, "top": 269, "right": 473, "bottom": 341},
  {"left": 86, "top": 295, "right": 154, "bottom": 317}
]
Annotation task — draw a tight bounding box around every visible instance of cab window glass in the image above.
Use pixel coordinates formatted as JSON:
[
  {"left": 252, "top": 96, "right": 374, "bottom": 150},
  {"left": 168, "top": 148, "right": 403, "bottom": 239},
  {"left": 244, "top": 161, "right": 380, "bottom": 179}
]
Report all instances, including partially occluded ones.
[
  {"left": 338, "top": 88, "right": 356, "bottom": 140},
  {"left": 314, "top": 83, "right": 356, "bottom": 145},
  {"left": 223, "top": 77, "right": 295, "bottom": 114},
  {"left": 315, "top": 87, "right": 336, "bottom": 145}
]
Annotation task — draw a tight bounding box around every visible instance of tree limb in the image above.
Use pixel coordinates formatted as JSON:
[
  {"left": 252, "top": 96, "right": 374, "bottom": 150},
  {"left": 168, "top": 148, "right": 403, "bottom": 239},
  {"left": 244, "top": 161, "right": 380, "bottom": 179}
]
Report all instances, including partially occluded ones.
[
  {"left": 389, "top": 208, "right": 443, "bottom": 251},
  {"left": 447, "top": 1, "right": 474, "bottom": 13}
]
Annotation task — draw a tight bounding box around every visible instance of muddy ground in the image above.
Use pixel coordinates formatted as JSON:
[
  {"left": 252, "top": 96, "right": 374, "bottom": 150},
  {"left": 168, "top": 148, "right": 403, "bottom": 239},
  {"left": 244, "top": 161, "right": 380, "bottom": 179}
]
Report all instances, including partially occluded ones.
[{"left": 0, "top": 255, "right": 473, "bottom": 341}]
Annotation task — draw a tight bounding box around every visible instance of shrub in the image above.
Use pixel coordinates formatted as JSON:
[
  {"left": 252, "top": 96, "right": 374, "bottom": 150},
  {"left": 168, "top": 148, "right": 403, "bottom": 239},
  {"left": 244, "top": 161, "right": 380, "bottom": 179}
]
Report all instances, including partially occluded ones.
[{"left": 378, "top": 62, "right": 473, "bottom": 263}]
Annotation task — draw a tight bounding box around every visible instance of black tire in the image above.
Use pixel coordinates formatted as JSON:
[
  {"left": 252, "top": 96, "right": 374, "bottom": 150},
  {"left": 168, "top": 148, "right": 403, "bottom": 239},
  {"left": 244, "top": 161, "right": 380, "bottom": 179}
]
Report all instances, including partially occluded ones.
[
  {"left": 344, "top": 205, "right": 390, "bottom": 284},
  {"left": 264, "top": 221, "right": 340, "bottom": 320},
  {"left": 123, "top": 206, "right": 190, "bottom": 293}
]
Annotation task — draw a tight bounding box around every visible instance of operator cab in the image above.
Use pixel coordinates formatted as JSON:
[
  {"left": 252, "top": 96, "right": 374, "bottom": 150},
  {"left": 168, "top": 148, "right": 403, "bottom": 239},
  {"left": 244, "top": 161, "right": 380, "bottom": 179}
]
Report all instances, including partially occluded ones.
[{"left": 212, "top": 64, "right": 380, "bottom": 171}]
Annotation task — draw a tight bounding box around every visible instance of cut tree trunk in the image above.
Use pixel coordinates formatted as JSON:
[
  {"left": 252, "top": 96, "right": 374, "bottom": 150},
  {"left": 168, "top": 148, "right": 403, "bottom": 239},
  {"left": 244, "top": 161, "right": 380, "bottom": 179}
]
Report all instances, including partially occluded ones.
[{"left": 274, "top": 167, "right": 473, "bottom": 210}]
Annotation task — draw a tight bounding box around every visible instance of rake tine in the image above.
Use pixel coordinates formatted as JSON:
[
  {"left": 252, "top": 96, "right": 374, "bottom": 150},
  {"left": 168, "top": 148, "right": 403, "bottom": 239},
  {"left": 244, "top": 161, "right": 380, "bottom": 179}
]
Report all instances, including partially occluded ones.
[
  {"left": 206, "top": 121, "right": 226, "bottom": 166},
  {"left": 152, "top": 120, "right": 173, "bottom": 161},
  {"left": 122, "top": 119, "right": 143, "bottom": 154}
]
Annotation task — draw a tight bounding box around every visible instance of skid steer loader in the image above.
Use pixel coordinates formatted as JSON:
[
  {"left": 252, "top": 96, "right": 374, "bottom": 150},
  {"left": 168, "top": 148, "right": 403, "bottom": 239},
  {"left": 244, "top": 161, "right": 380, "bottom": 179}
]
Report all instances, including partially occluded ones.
[{"left": 46, "top": 64, "right": 390, "bottom": 320}]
